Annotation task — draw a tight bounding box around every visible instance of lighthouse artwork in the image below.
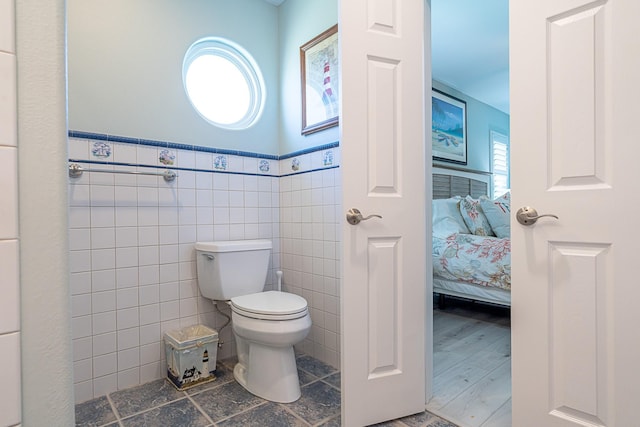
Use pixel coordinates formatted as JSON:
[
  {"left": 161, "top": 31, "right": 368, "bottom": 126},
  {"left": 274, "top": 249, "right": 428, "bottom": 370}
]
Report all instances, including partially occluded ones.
[{"left": 300, "top": 24, "right": 339, "bottom": 135}]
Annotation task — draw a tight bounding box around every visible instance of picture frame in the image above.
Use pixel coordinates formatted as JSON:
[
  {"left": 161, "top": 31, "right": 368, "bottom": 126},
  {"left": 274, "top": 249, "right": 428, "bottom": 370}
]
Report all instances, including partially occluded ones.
[
  {"left": 300, "top": 25, "right": 339, "bottom": 135},
  {"left": 432, "top": 89, "right": 467, "bottom": 165}
]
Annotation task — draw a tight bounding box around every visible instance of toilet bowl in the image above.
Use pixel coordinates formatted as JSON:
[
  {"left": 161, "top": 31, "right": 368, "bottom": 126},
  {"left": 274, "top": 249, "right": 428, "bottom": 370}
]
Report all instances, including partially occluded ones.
[
  {"left": 194, "top": 240, "right": 312, "bottom": 403},
  {"left": 230, "top": 291, "right": 311, "bottom": 403}
]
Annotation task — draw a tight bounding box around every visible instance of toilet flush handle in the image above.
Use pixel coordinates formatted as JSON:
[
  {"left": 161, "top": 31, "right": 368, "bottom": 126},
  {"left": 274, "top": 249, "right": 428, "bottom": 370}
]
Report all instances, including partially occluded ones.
[{"left": 203, "top": 253, "right": 215, "bottom": 261}]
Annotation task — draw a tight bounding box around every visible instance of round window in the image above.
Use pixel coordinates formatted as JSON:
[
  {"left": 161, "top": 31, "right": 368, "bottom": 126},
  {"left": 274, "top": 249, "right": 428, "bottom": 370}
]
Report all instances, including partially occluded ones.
[{"left": 183, "top": 37, "right": 265, "bottom": 130}]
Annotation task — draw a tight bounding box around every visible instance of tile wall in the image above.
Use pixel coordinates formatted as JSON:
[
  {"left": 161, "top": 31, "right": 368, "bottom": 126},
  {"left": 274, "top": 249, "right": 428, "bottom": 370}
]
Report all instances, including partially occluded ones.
[
  {"left": 0, "top": 1, "right": 21, "bottom": 425},
  {"left": 68, "top": 133, "right": 341, "bottom": 403},
  {"left": 279, "top": 154, "right": 342, "bottom": 368}
]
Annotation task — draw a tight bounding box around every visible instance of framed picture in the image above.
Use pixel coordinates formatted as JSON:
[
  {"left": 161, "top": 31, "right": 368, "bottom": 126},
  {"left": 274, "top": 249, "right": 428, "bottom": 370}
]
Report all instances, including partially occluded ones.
[
  {"left": 300, "top": 25, "right": 339, "bottom": 135},
  {"left": 432, "top": 89, "right": 467, "bottom": 164}
]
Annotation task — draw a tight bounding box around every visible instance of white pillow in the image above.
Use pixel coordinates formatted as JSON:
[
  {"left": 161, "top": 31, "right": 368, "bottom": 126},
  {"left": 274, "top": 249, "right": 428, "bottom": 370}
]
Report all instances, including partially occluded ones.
[
  {"left": 479, "top": 192, "right": 511, "bottom": 238},
  {"left": 459, "top": 195, "right": 494, "bottom": 236},
  {"left": 432, "top": 197, "right": 470, "bottom": 238}
]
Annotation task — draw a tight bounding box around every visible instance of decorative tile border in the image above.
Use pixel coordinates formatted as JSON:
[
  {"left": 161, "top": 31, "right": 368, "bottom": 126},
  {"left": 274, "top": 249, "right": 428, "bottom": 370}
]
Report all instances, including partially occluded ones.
[{"left": 68, "top": 131, "right": 339, "bottom": 178}]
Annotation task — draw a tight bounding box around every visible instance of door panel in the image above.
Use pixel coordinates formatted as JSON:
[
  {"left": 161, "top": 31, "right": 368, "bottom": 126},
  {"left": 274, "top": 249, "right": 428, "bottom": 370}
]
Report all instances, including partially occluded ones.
[
  {"left": 340, "top": 0, "right": 430, "bottom": 425},
  {"left": 511, "top": 0, "right": 640, "bottom": 425}
]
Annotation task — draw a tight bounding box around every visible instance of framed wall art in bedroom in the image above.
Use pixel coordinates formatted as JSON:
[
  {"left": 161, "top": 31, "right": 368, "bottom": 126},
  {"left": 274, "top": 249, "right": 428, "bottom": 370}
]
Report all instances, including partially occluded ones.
[{"left": 432, "top": 88, "right": 467, "bottom": 164}]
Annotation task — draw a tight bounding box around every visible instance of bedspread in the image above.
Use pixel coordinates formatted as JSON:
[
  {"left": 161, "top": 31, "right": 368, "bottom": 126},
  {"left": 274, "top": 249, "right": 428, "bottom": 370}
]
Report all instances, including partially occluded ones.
[{"left": 433, "top": 233, "right": 511, "bottom": 290}]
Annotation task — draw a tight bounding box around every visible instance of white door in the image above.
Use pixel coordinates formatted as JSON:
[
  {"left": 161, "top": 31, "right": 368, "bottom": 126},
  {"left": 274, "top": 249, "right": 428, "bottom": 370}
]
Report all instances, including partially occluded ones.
[
  {"left": 340, "top": 0, "right": 430, "bottom": 425},
  {"left": 511, "top": 0, "right": 640, "bottom": 425}
]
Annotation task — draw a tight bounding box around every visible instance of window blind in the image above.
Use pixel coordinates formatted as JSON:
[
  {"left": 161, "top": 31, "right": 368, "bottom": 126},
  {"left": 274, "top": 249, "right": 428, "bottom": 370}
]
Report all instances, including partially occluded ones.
[{"left": 491, "top": 131, "right": 510, "bottom": 198}]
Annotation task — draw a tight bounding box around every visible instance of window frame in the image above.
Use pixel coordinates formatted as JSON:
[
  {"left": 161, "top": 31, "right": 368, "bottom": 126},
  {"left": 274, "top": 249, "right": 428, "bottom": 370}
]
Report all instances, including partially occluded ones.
[{"left": 182, "top": 37, "right": 266, "bottom": 130}]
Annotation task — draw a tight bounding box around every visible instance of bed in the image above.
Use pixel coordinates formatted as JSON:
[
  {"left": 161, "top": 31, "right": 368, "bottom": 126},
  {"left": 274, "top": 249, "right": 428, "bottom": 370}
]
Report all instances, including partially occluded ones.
[{"left": 432, "top": 166, "right": 511, "bottom": 306}]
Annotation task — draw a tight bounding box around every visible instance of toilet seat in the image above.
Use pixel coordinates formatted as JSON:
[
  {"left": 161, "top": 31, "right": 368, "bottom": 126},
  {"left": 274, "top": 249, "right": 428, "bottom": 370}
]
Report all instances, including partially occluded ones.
[{"left": 231, "top": 291, "right": 308, "bottom": 321}]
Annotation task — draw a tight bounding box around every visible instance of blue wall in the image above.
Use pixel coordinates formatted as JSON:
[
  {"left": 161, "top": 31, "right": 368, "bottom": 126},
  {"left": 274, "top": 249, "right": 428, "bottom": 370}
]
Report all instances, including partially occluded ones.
[
  {"left": 67, "top": 0, "right": 505, "bottom": 165},
  {"left": 278, "top": 0, "right": 339, "bottom": 154},
  {"left": 68, "top": 0, "right": 281, "bottom": 155},
  {"left": 432, "top": 80, "right": 510, "bottom": 172}
]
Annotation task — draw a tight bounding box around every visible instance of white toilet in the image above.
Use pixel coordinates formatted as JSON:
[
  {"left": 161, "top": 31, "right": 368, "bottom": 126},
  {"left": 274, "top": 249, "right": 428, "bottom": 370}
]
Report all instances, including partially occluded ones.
[{"left": 194, "top": 239, "right": 311, "bottom": 403}]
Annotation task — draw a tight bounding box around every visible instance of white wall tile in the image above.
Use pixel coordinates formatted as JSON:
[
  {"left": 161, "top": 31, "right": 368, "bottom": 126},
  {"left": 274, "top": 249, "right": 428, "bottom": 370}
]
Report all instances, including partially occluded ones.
[
  {"left": 70, "top": 250, "right": 92, "bottom": 273},
  {"left": 159, "top": 245, "right": 178, "bottom": 265},
  {"left": 116, "top": 266, "right": 138, "bottom": 289},
  {"left": 91, "top": 227, "right": 115, "bottom": 249},
  {"left": 159, "top": 263, "right": 179, "bottom": 283},
  {"left": 92, "top": 311, "right": 116, "bottom": 335},
  {"left": 89, "top": 166, "right": 115, "bottom": 186},
  {"left": 0, "top": 332, "right": 20, "bottom": 426},
  {"left": 72, "top": 315, "right": 92, "bottom": 340},
  {"left": 160, "top": 300, "right": 179, "bottom": 321},
  {"left": 177, "top": 170, "right": 195, "bottom": 189},
  {"left": 117, "top": 307, "right": 139, "bottom": 330},
  {"left": 139, "top": 265, "right": 159, "bottom": 285},
  {"left": 0, "top": 240, "right": 18, "bottom": 333},
  {"left": 140, "top": 343, "right": 162, "bottom": 367},
  {"left": 113, "top": 142, "right": 137, "bottom": 164},
  {"left": 114, "top": 186, "right": 138, "bottom": 207},
  {"left": 91, "top": 290, "right": 116, "bottom": 313},
  {"left": 93, "top": 374, "right": 117, "bottom": 398},
  {"left": 73, "top": 358, "right": 93, "bottom": 383},
  {"left": 93, "top": 353, "right": 117, "bottom": 377},
  {"left": 0, "top": 147, "right": 17, "bottom": 238},
  {"left": 139, "top": 304, "right": 160, "bottom": 326},
  {"left": 138, "top": 226, "right": 159, "bottom": 246},
  {"left": 138, "top": 245, "right": 159, "bottom": 266},
  {"left": 69, "top": 228, "right": 91, "bottom": 251},
  {"left": 91, "top": 206, "right": 115, "bottom": 227},
  {"left": 69, "top": 206, "right": 91, "bottom": 229},
  {"left": 72, "top": 294, "right": 92, "bottom": 317},
  {"left": 69, "top": 144, "right": 342, "bottom": 399},
  {"left": 0, "top": 0, "right": 15, "bottom": 53},
  {"left": 93, "top": 332, "right": 116, "bottom": 357},
  {"left": 115, "top": 247, "right": 138, "bottom": 268},
  {"left": 91, "top": 248, "right": 115, "bottom": 271},
  {"left": 117, "top": 327, "right": 139, "bottom": 350},
  {"left": 195, "top": 152, "right": 212, "bottom": 170},
  {"left": 138, "top": 186, "right": 158, "bottom": 205},
  {"left": 116, "top": 226, "right": 138, "bottom": 248},
  {"left": 139, "top": 284, "right": 159, "bottom": 305},
  {"left": 118, "top": 347, "right": 139, "bottom": 371},
  {"left": 0, "top": 54, "right": 16, "bottom": 148},
  {"left": 137, "top": 145, "right": 158, "bottom": 166},
  {"left": 137, "top": 206, "right": 158, "bottom": 226},
  {"left": 118, "top": 368, "right": 140, "bottom": 391},
  {"left": 159, "top": 225, "right": 179, "bottom": 245},
  {"left": 92, "top": 269, "right": 115, "bottom": 292},
  {"left": 117, "top": 287, "right": 138, "bottom": 310},
  {"left": 69, "top": 271, "right": 91, "bottom": 295},
  {"left": 115, "top": 206, "right": 138, "bottom": 227},
  {"left": 74, "top": 380, "right": 94, "bottom": 404},
  {"left": 139, "top": 323, "right": 160, "bottom": 346},
  {"left": 113, "top": 166, "right": 138, "bottom": 186}
]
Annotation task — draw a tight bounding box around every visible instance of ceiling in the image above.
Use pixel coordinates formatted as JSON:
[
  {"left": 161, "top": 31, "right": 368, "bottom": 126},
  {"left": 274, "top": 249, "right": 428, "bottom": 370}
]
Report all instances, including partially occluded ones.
[{"left": 432, "top": 0, "right": 510, "bottom": 114}]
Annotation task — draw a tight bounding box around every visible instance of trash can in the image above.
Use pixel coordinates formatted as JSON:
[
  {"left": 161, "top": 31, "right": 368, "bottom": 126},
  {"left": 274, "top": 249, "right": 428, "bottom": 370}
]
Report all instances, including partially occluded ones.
[{"left": 164, "top": 324, "right": 218, "bottom": 390}]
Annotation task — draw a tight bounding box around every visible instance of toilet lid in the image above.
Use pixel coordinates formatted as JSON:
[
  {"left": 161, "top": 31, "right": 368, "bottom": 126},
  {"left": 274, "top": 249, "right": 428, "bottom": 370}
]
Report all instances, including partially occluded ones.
[{"left": 231, "top": 291, "right": 308, "bottom": 320}]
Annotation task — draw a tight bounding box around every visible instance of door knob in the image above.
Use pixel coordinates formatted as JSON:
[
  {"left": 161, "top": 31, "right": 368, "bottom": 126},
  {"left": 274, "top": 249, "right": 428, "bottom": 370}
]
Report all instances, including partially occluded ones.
[
  {"left": 346, "top": 208, "right": 382, "bottom": 225},
  {"left": 516, "top": 206, "right": 559, "bottom": 226}
]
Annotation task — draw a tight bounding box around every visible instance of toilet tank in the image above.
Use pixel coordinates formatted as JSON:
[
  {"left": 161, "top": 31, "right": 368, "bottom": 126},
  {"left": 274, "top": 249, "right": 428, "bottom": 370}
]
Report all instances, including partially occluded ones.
[{"left": 195, "top": 240, "right": 272, "bottom": 301}]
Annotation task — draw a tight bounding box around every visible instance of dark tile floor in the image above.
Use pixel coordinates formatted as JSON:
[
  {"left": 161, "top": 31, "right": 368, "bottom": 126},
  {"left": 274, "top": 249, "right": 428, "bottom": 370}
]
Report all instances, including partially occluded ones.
[{"left": 75, "top": 353, "right": 457, "bottom": 427}]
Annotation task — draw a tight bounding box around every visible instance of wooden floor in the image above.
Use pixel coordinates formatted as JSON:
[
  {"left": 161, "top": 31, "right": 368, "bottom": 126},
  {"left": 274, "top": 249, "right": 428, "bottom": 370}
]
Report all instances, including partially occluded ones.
[{"left": 426, "top": 297, "right": 511, "bottom": 427}]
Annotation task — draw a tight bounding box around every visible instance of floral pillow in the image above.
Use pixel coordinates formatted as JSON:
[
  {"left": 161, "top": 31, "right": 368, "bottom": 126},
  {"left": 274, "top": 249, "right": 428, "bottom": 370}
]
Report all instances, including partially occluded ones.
[
  {"left": 479, "top": 192, "right": 511, "bottom": 238},
  {"left": 459, "top": 195, "right": 494, "bottom": 236}
]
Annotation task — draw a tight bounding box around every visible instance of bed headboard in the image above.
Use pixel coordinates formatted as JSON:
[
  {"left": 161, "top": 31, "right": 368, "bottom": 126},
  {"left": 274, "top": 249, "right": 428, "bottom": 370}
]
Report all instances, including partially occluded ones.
[{"left": 433, "top": 166, "right": 491, "bottom": 199}]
